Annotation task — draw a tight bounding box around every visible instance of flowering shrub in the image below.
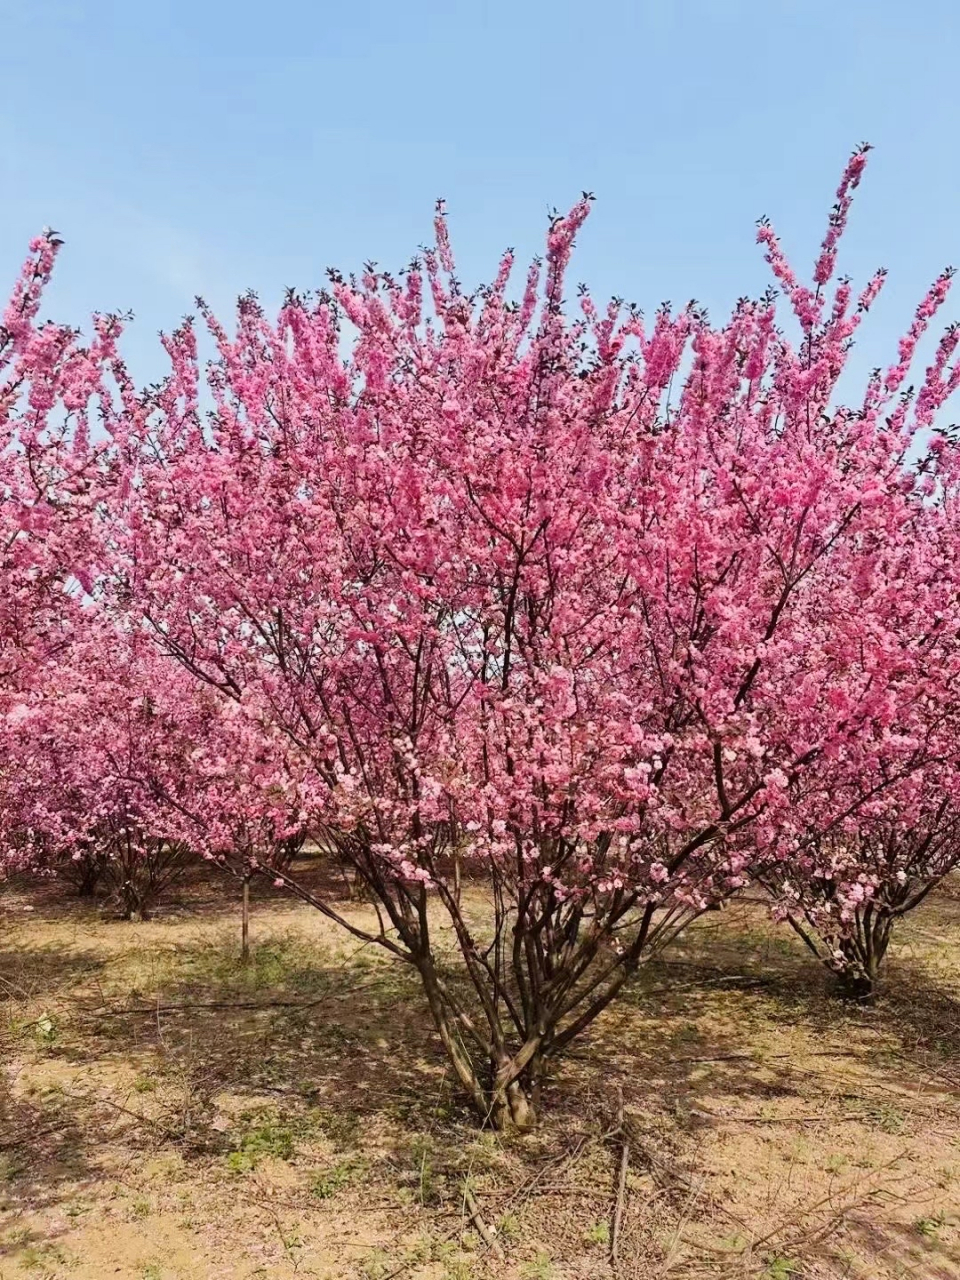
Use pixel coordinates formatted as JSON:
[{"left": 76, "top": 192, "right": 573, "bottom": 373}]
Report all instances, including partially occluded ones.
[{"left": 3, "top": 151, "right": 960, "bottom": 1124}]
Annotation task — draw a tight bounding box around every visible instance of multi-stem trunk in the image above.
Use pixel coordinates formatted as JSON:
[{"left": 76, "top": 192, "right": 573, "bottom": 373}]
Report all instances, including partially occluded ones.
[
  {"left": 404, "top": 879, "right": 692, "bottom": 1131},
  {"left": 414, "top": 955, "right": 544, "bottom": 1131},
  {"left": 267, "top": 836, "right": 699, "bottom": 1132},
  {"left": 120, "top": 882, "right": 149, "bottom": 922},
  {"left": 831, "top": 910, "right": 894, "bottom": 1002},
  {"left": 74, "top": 858, "right": 103, "bottom": 898},
  {"left": 784, "top": 900, "right": 896, "bottom": 1002}
]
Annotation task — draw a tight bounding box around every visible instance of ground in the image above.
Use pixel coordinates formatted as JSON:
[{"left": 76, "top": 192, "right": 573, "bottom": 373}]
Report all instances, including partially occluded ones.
[{"left": 2, "top": 862, "right": 960, "bottom": 1280}]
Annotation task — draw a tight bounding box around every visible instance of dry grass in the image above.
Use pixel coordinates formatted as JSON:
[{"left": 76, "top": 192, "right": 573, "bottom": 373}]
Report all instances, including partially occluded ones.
[{"left": 2, "top": 862, "right": 960, "bottom": 1279}]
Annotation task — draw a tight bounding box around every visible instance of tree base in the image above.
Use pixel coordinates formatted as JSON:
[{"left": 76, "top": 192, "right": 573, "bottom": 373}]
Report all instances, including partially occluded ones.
[
  {"left": 488, "top": 1077, "right": 539, "bottom": 1132},
  {"left": 833, "top": 971, "right": 876, "bottom": 1003}
]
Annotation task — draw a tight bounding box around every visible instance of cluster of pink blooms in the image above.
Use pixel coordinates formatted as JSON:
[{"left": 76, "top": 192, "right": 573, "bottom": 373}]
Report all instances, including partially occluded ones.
[{"left": 3, "top": 147, "right": 960, "bottom": 964}]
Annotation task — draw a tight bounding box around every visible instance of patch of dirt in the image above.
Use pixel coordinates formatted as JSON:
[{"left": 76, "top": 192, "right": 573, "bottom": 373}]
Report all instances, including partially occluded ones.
[{"left": 2, "top": 863, "right": 960, "bottom": 1278}]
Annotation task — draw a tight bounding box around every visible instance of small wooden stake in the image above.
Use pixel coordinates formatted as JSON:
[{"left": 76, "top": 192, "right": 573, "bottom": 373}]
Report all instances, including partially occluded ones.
[{"left": 241, "top": 875, "right": 251, "bottom": 964}]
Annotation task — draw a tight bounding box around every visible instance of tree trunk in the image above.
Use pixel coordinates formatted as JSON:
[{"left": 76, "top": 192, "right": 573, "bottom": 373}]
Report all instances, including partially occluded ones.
[
  {"left": 489, "top": 1055, "right": 541, "bottom": 1132},
  {"left": 834, "top": 966, "right": 876, "bottom": 1002},
  {"left": 411, "top": 951, "right": 543, "bottom": 1129},
  {"left": 75, "top": 862, "right": 101, "bottom": 898},
  {"left": 121, "top": 882, "right": 147, "bottom": 922},
  {"left": 832, "top": 918, "right": 890, "bottom": 1003},
  {"left": 490, "top": 1081, "right": 536, "bottom": 1131}
]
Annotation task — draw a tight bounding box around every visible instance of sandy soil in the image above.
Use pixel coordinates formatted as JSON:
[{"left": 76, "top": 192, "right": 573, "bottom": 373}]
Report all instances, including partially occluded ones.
[{"left": 2, "top": 863, "right": 959, "bottom": 1279}]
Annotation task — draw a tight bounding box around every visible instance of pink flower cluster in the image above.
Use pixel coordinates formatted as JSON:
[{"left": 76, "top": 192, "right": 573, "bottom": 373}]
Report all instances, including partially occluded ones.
[{"left": 3, "top": 150, "right": 960, "bottom": 945}]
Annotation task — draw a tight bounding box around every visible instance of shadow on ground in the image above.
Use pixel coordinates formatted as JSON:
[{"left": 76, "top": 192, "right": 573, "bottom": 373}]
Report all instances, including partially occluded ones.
[{"left": 2, "top": 876, "right": 960, "bottom": 1277}]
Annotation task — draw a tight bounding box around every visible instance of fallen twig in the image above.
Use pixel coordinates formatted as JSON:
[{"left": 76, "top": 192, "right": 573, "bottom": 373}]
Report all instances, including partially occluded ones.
[
  {"left": 50, "top": 1086, "right": 192, "bottom": 1144},
  {"left": 87, "top": 996, "right": 327, "bottom": 1015},
  {"left": 462, "top": 1184, "right": 503, "bottom": 1260},
  {"left": 676, "top": 1049, "right": 865, "bottom": 1064},
  {"left": 611, "top": 1085, "right": 630, "bottom": 1272},
  {"left": 0, "top": 1123, "right": 65, "bottom": 1151},
  {"left": 689, "top": 1105, "right": 885, "bottom": 1126}
]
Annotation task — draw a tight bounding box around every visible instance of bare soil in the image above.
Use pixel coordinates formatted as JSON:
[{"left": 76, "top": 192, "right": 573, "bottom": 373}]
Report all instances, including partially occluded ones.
[{"left": 2, "top": 861, "right": 959, "bottom": 1279}]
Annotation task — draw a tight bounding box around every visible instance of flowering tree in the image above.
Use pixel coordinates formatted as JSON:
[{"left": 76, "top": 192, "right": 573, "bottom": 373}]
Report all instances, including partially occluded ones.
[
  {"left": 0, "top": 148, "right": 948, "bottom": 1127},
  {"left": 0, "top": 226, "right": 306, "bottom": 914},
  {"left": 0, "top": 233, "right": 124, "bottom": 882},
  {"left": 762, "top": 439, "right": 960, "bottom": 999},
  {"left": 2, "top": 628, "right": 200, "bottom": 918},
  {"left": 3, "top": 613, "right": 312, "bottom": 927},
  {"left": 168, "top": 699, "right": 313, "bottom": 958},
  {"left": 767, "top": 789, "right": 960, "bottom": 1000}
]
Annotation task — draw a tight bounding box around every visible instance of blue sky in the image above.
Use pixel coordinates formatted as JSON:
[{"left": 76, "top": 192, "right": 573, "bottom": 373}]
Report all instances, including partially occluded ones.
[{"left": 1, "top": 0, "right": 958, "bottom": 388}]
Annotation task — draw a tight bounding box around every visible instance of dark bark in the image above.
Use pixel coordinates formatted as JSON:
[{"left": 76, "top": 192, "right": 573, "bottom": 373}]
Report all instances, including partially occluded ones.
[
  {"left": 831, "top": 919, "right": 892, "bottom": 1003},
  {"left": 781, "top": 900, "right": 896, "bottom": 1003},
  {"left": 251, "top": 806, "right": 717, "bottom": 1132},
  {"left": 75, "top": 861, "right": 103, "bottom": 897},
  {"left": 99, "top": 829, "right": 193, "bottom": 922}
]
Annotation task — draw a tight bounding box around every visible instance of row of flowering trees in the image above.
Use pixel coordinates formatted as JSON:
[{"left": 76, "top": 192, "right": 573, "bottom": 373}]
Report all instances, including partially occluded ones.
[{"left": 3, "top": 150, "right": 960, "bottom": 1127}]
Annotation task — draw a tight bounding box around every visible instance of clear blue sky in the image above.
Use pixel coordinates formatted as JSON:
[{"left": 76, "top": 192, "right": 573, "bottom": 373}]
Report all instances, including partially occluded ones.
[{"left": 1, "top": 0, "right": 958, "bottom": 387}]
